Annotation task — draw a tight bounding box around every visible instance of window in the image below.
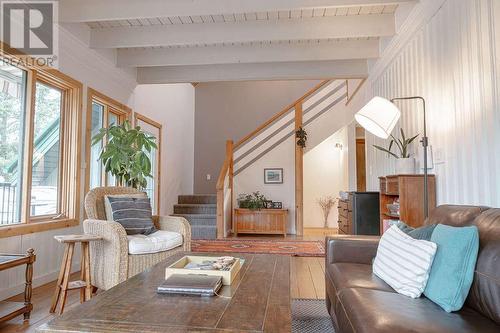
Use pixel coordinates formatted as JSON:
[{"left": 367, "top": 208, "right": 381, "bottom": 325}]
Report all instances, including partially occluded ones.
[
  {"left": 0, "top": 50, "right": 82, "bottom": 237},
  {"left": 31, "top": 82, "right": 62, "bottom": 217},
  {"left": 85, "top": 88, "right": 131, "bottom": 191},
  {"left": 0, "top": 64, "right": 27, "bottom": 225},
  {"left": 134, "top": 113, "right": 161, "bottom": 214}
]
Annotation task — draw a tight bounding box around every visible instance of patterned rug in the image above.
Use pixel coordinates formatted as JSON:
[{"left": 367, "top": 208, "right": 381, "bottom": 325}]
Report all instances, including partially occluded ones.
[
  {"left": 191, "top": 239, "right": 325, "bottom": 257},
  {"left": 292, "top": 299, "right": 335, "bottom": 332}
]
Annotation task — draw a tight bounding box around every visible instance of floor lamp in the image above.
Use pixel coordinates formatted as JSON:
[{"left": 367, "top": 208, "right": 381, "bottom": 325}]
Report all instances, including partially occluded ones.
[{"left": 355, "top": 96, "right": 430, "bottom": 218}]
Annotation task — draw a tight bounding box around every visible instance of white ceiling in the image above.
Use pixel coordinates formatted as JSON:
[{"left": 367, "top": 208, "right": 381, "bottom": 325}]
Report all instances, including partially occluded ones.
[{"left": 59, "top": 0, "right": 418, "bottom": 83}]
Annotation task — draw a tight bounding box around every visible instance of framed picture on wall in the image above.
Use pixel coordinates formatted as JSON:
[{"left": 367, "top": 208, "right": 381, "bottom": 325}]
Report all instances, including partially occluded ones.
[{"left": 264, "top": 168, "right": 283, "bottom": 184}]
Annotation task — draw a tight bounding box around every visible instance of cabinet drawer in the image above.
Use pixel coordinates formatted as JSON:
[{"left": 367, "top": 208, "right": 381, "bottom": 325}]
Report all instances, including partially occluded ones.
[{"left": 338, "top": 200, "right": 348, "bottom": 211}]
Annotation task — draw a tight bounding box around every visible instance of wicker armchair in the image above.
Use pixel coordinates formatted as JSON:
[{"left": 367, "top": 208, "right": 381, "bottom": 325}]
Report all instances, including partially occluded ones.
[{"left": 83, "top": 186, "right": 191, "bottom": 290}]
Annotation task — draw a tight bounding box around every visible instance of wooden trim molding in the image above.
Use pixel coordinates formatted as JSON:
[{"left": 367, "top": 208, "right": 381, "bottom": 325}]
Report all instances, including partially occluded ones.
[
  {"left": 134, "top": 112, "right": 162, "bottom": 213},
  {"left": 84, "top": 87, "right": 132, "bottom": 195},
  {"left": 294, "top": 103, "right": 304, "bottom": 236},
  {"left": 0, "top": 219, "right": 79, "bottom": 239}
]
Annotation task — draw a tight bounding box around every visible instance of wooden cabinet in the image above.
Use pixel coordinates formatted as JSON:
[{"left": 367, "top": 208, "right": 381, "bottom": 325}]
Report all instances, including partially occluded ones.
[
  {"left": 234, "top": 209, "right": 288, "bottom": 236},
  {"left": 337, "top": 199, "right": 350, "bottom": 234},
  {"left": 379, "top": 174, "right": 436, "bottom": 234}
]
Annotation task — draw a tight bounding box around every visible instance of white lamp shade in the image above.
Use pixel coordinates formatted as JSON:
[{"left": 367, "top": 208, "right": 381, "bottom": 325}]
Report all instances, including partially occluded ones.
[{"left": 355, "top": 96, "right": 401, "bottom": 139}]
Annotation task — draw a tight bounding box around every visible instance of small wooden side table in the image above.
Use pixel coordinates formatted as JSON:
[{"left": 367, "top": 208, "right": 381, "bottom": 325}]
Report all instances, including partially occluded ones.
[
  {"left": 50, "top": 234, "right": 102, "bottom": 314},
  {"left": 0, "top": 249, "right": 35, "bottom": 323}
]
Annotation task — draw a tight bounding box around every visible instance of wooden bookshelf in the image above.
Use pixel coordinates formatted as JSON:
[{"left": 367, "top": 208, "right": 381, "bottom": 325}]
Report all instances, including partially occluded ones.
[{"left": 379, "top": 175, "right": 436, "bottom": 234}]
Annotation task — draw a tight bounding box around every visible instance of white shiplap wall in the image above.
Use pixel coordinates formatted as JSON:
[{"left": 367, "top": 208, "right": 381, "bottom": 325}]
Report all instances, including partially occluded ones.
[{"left": 360, "top": 0, "right": 500, "bottom": 207}]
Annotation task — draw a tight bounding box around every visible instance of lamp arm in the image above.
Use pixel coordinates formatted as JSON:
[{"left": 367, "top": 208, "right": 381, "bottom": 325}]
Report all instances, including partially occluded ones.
[{"left": 390, "top": 96, "right": 430, "bottom": 218}]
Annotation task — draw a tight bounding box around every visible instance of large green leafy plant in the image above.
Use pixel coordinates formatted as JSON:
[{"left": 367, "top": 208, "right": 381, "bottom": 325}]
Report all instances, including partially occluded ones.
[
  {"left": 92, "top": 120, "right": 157, "bottom": 189},
  {"left": 373, "top": 129, "right": 419, "bottom": 159}
]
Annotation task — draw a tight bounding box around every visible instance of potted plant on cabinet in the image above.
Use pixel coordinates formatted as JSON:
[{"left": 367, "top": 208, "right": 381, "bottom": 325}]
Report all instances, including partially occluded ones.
[
  {"left": 237, "top": 192, "right": 269, "bottom": 210},
  {"left": 373, "top": 129, "right": 419, "bottom": 174}
]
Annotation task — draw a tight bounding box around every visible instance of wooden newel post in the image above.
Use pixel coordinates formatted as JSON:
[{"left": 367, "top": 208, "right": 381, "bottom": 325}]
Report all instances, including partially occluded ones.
[
  {"left": 295, "top": 103, "right": 304, "bottom": 236},
  {"left": 226, "top": 140, "right": 234, "bottom": 233}
]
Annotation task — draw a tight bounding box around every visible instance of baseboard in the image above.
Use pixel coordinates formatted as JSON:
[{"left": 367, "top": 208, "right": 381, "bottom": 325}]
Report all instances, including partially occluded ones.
[{"left": 0, "top": 262, "right": 80, "bottom": 300}]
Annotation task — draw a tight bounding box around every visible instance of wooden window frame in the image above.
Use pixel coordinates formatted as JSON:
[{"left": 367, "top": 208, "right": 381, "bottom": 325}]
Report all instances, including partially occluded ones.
[
  {"left": 0, "top": 44, "right": 83, "bottom": 238},
  {"left": 134, "top": 112, "right": 162, "bottom": 214},
  {"left": 84, "top": 88, "right": 132, "bottom": 194}
]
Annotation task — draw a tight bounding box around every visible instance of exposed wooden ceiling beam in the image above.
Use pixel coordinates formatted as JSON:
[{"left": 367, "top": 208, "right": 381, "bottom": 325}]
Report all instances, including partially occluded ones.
[
  {"left": 60, "top": 0, "right": 416, "bottom": 22},
  {"left": 117, "top": 39, "right": 379, "bottom": 67},
  {"left": 90, "top": 15, "right": 394, "bottom": 49},
  {"left": 137, "top": 60, "right": 368, "bottom": 84}
]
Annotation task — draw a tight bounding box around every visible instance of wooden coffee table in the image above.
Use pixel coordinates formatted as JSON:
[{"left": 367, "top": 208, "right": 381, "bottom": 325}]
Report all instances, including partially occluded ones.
[{"left": 37, "top": 252, "right": 291, "bottom": 332}]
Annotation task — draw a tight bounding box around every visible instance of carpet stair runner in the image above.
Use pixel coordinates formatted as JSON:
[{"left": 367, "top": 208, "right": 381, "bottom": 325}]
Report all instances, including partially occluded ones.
[{"left": 172, "top": 195, "right": 217, "bottom": 239}]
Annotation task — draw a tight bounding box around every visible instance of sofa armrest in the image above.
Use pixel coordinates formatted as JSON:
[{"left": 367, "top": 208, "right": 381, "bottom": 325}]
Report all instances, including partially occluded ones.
[
  {"left": 326, "top": 235, "right": 380, "bottom": 265},
  {"left": 83, "top": 219, "right": 129, "bottom": 290},
  {"left": 155, "top": 215, "right": 191, "bottom": 251}
]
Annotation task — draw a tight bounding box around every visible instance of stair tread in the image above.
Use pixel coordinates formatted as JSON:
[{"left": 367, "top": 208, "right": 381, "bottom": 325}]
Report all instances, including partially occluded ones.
[
  {"left": 178, "top": 194, "right": 217, "bottom": 204},
  {"left": 172, "top": 214, "right": 216, "bottom": 218},
  {"left": 174, "top": 204, "right": 217, "bottom": 207}
]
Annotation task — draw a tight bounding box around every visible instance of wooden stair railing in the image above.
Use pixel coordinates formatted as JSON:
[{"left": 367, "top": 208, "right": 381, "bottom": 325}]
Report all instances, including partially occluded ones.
[{"left": 216, "top": 78, "right": 354, "bottom": 238}]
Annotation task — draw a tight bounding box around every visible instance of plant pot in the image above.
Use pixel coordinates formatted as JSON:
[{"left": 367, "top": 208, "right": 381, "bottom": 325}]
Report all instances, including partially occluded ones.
[{"left": 396, "top": 157, "right": 415, "bottom": 174}]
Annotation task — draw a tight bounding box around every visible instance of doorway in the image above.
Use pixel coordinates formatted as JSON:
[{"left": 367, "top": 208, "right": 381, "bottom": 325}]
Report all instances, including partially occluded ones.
[{"left": 355, "top": 127, "right": 366, "bottom": 192}]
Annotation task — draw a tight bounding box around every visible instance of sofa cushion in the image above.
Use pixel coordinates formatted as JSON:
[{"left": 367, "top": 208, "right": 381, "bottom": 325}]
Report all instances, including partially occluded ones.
[
  {"left": 336, "top": 288, "right": 499, "bottom": 333},
  {"left": 327, "top": 263, "right": 394, "bottom": 293},
  {"left": 466, "top": 208, "right": 500, "bottom": 324},
  {"left": 426, "top": 205, "right": 489, "bottom": 227},
  {"left": 424, "top": 224, "right": 479, "bottom": 312},
  {"left": 127, "top": 230, "right": 183, "bottom": 255}
]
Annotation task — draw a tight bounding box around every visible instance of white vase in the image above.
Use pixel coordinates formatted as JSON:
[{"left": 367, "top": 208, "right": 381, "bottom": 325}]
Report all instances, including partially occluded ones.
[{"left": 396, "top": 157, "right": 415, "bottom": 174}]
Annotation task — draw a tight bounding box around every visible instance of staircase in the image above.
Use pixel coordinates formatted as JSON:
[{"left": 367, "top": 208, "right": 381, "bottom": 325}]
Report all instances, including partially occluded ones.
[{"left": 172, "top": 195, "right": 217, "bottom": 239}]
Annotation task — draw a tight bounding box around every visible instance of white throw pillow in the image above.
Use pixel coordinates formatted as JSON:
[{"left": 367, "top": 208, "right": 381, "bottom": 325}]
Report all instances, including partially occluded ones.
[{"left": 373, "top": 225, "right": 437, "bottom": 298}]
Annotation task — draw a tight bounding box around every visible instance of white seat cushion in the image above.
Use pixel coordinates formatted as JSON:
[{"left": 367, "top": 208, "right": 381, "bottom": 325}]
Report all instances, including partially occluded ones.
[{"left": 127, "top": 230, "right": 183, "bottom": 255}]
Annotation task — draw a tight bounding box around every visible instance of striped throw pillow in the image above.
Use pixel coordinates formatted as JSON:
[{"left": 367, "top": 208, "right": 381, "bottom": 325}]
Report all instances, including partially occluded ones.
[
  {"left": 106, "top": 196, "right": 157, "bottom": 235},
  {"left": 373, "top": 225, "right": 437, "bottom": 298}
]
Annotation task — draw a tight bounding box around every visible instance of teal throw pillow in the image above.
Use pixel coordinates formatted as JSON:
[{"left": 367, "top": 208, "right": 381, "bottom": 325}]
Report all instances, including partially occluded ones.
[
  {"left": 395, "top": 221, "right": 437, "bottom": 241},
  {"left": 424, "top": 224, "right": 479, "bottom": 312}
]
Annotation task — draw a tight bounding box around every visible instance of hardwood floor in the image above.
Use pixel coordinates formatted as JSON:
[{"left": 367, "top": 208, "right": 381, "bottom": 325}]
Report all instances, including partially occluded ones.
[
  {"left": 291, "top": 256, "right": 326, "bottom": 299},
  {"left": 0, "top": 257, "right": 326, "bottom": 332}
]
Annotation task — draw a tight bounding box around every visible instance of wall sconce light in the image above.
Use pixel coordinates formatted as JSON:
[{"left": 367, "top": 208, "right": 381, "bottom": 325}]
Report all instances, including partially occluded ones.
[{"left": 334, "top": 143, "right": 343, "bottom": 150}]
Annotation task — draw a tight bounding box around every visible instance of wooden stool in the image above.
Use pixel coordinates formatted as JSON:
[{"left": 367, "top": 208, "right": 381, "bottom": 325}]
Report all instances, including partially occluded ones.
[{"left": 50, "top": 234, "right": 102, "bottom": 314}]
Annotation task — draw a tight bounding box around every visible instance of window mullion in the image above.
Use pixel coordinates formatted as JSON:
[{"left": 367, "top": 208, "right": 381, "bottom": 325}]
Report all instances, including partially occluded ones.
[
  {"left": 57, "top": 91, "right": 67, "bottom": 217},
  {"left": 102, "top": 106, "right": 109, "bottom": 186},
  {"left": 20, "top": 70, "right": 36, "bottom": 223}
]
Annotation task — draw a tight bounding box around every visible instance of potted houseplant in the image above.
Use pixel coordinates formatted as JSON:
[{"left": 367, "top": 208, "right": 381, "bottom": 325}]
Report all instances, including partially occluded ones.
[
  {"left": 91, "top": 120, "right": 157, "bottom": 189},
  {"left": 373, "top": 129, "right": 419, "bottom": 174},
  {"left": 237, "top": 192, "right": 269, "bottom": 210}
]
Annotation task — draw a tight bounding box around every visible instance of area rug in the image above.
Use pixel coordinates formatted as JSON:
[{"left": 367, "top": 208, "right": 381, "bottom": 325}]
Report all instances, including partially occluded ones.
[
  {"left": 292, "top": 299, "right": 335, "bottom": 332},
  {"left": 191, "top": 239, "right": 325, "bottom": 257}
]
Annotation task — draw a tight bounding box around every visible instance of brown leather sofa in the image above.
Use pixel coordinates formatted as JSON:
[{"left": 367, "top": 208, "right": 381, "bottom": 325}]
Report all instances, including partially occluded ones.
[{"left": 325, "top": 205, "right": 500, "bottom": 333}]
